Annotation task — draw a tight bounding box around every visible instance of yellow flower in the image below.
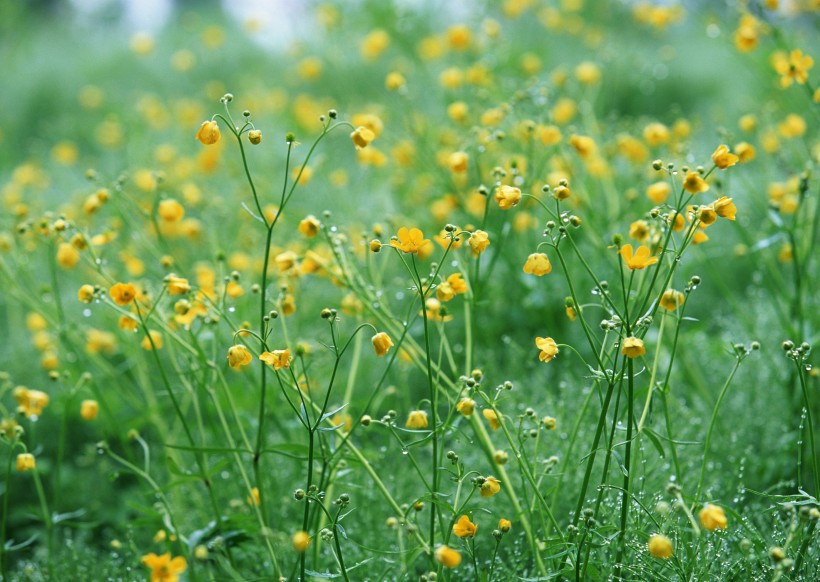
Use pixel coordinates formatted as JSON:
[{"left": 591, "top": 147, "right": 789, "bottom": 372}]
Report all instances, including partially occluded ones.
[
  {"left": 292, "top": 531, "right": 311, "bottom": 552},
  {"left": 141, "top": 552, "right": 187, "bottom": 582},
  {"left": 456, "top": 397, "right": 475, "bottom": 416},
  {"left": 247, "top": 487, "right": 261, "bottom": 506},
  {"left": 646, "top": 181, "right": 671, "bottom": 204},
  {"left": 453, "top": 515, "right": 477, "bottom": 538},
  {"left": 16, "top": 453, "right": 36, "bottom": 472},
  {"left": 698, "top": 206, "right": 717, "bottom": 226},
  {"left": 648, "top": 534, "right": 673, "bottom": 559},
  {"left": 618, "top": 244, "right": 659, "bottom": 270},
  {"left": 166, "top": 275, "right": 190, "bottom": 295},
  {"left": 391, "top": 227, "right": 430, "bottom": 254},
  {"left": 57, "top": 242, "right": 80, "bottom": 269},
  {"left": 259, "top": 349, "right": 292, "bottom": 370},
  {"left": 385, "top": 71, "right": 406, "bottom": 90},
  {"left": 683, "top": 172, "right": 709, "bottom": 194},
  {"left": 774, "top": 49, "right": 814, "bottom": 88},
  {"left": 448, "top": 151, "right": 469, "bottom": 174},
  {"left": 298, "top": 215, "right": 321, "bottom": 238},
  {"left": 195, "top": 120, "right": 220, "bottom": 145},
  {"left": 350, "top": 126, "right": 375, "bottom": 150},
  {"left": 553, "top": 184, "right": 571, "bottom": 200},
  {"left": 109, "top": 282, "right": 137, "bottom": 306},
  {"left": 158, "top": 199, "right": 185, "bottom": 222},
  {"left": 406, "top": 410, "right": 429, "bottom": 429},
  {"left": 659, "top": 289, "right": 684, "bottom": 312},
  {"left": 498, "top": 518, "right": 512, "bottom": 532},
  {"left": 141, "top": 330, "right": 163, "bottom": 351},
  {"left": 78, "top": 284, "right": 95, "bottom": 303},
  {"left": 521, "top": 252, "right": 552, "bottom": 276},
  {"left": 468, "top": 230, "right": 490, "bottom": 256},
  {"left": 536, "top": 336, "right": 558, "bottom": 363},
  {"left": 621, "top": 337, "right": 646, "bottom": 358},
  {"left": 248, "top": 129, "right": 262, "bottom": 144},
  {"left": 436, "top": 273, "right": 468, "bottom": 302},
  {"left": 699, "top": 504, "right": 728, "bottom": 531},
  {"left": 482, "top": 408, "right": 501, "bottom": 431},
  {"left": 711, "top": 144, "right": 739, "bottom": 170},
  {"left": 80, "top": 399, "right": 99, "bottom": 420},
  {"left": 227, "top": 345, "right": 252, "bottom": 369},
  {"left": 371, "top": 332, "right": 394, "bottom": 356},
  {"left": 14, "top": 387, "right": 50, "bottom": 418},
  {"left": 435, "top": 545, "right": 462, "bottom": 568},
  {"left": 712, "top": 197, "right": 737, "bottom": 220},
  {"left": 494, "top": 185, "right": 522, "bottom": 209},
  {"left": 480, "top": 476, "right": 501, "bottom": 498}
]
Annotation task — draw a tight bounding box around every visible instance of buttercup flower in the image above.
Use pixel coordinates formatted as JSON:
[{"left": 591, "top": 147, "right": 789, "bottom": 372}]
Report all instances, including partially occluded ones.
[
  {"left": 195, "top": 120, "right": 220, "bottom": 145},
  {"left": 435, "top": 545, "right": 462, "bottom": 568},
  {"left": 371, "top": 332, "right": 394, "bottom": 356},
  {"left": 648, "top": 534, "right": 673, "bottom": 559},
  {"left": 109, "top": 282, "right": 137, "bottom": 306},
  {"left": 406, "top": 410, "right": 428, "bottom": 429},
  {"left": 468, "top": 230, "right": 490, "bottom": 256},
  {"left": 699, "top": 504, "right": 728, "bottom": 531},
  {"left": 480, "top": 476, "right": 501, "bottom": 497},
  {"left": 621, "top": 337, "right": 646, "bottom": 358},
  {"left": 482, "top": 408, "right": 501, "bottom": 430},
  {"left": 712, "top": 197, "right": 737, "bottom": 220},
  {"left": 259, "top": 349, "right": 292, "bottom": 370},
  {"left": 141, "top": 552, "right": 187, "bottom": 582},
  {"left": 536, "top": 336, "right": 559, "bottom": 362},
  {"left": 498, "top": 518, "right": 512, "bottom": 532},
  {"left": 298, "top": 215, "right": 321, "bottom": 237},
  {"left": 711, "top": 144, "right": 739, "bottom": 169},
  {"left": 16, "top": 453, "right": 36, "bottom": 472},
  {"left": 523, "top": 253, "right": 552, "bottom": 276},
  {"left": 227, "top": 345, "right": 253, "bottom": 369},
  {"left": 456, "top": 397, "right": 475, "bottom": 416},
  {"left": 436, "top": 272, "right": 468, "bottom": 301},
  {"left": 166, "top": 275, "right": 190, "bottom": 295},
  {"left": 683, "top": 172, "right": 709, "bottom": 194},
  {"left": 78, "top": 284, "right": 95, "bottom": 303},
  {"left": 449, "top": 151, "right": 469, "bottom": 174},
  {"left": 773, "top": 49, "right": 814, "bottom": 88},
  {"left": 350, "top": 126, "right": 375, "bottom": 149},
  {"left": 292, "top": 531, "right": 311, "bottom": 552},
  {"left": 158, "top": 199, "right": 185, "bottom": 222},
  {"left": 15, "top": 387, "right": 50, "bottom": 418},
  {"left": 248, "top": 129, "right": 262, "bottom": 144},
  {"left": 698, "top": 206, "right": 717, "bottom": 226},
  {"left": 453, "top": 515, "right": 477, "bottom": 538},
  {"left": 659, "top": 289, "right": 684, "bottom": 312},
  {"left": 80, "top": 399, "right": 99, "bottom": 420},
  {"left": 494, "top": 185, "right": 522, "bottom": 209},
  {"left": 391, "top": 227, "right": 429, "bottom": 254},
  {"left": 618, "top": 244, "right": 659, "bottom": 270}
]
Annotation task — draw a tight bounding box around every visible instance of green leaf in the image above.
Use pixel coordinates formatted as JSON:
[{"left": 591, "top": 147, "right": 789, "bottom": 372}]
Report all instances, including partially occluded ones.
[{"left": 642, "top": 428, "right": 666, "bottom": 458}]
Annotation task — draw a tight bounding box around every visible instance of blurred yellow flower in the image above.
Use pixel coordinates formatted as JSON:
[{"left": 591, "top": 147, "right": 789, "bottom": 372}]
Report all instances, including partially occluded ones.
[
  {"left": 16, "top": 453, "right": 36, "bottom": 472},
  {"left": 648, "top": 534, "right": 673, "bottom": 559},
  {"left": 482, "top": 408, "right": 501, "bottom": 431},
  {"left": 166, "top": 275, "right": 190, "bottom": 295},
  {"left": 350, "top": 126, "right": 375, "bottom": 150},
  {"left": 14, "top": 387, "right": 50, "bottom": 418},
  {"left": 141, "top": 330, "right": 163, "bottom": 351},
  {"left": 456, "top": 397, "right": 475, "bottom": 416},
  {"left": 158, "top": 199, "right": 185, "bottom": 222},
  {"left": 435, "top": 545, "right": 462, "bottom": 568},
  {"left": 773, "top": 49, "right": 813, "bottom": 88},
  {"left": 80, "top": 399, "right": 99, "bottom": 420},
  {"left": 298, "top": 215, "right": 320, "bottom": 238},
  {"left": 57, "top": 242, "right": 80, "bottom": 269},
  {"left": 699, "top": 504, "right": 728, "bottom": 530},
  {"left": 683, "top": 172, "right": 709, "bottom": 194},
  {"left": 78, "top": 284, "right": 95, "bottom": 303},
  {"left": 141, "top": 552, "right": 187, "bottom": 582},
  {"left": 448, "top": 151, "right": 469, "bottom": 174}
]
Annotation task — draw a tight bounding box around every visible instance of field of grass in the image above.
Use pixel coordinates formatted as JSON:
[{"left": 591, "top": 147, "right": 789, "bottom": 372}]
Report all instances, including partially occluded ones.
[{"left": 0, "top": 0, "right": 818, "bottom": 580}]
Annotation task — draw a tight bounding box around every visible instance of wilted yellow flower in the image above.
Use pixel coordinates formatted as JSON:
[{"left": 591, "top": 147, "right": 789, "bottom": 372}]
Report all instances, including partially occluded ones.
[
  {"left": 80, "top": 399, "right": 99, "bottom": 420},
  {"left": 16, "top": 453, "right": 36, "bottom": 472},
  {"left": 141, "top": 552, "right": 187, "bottom": 582},
  {"left": 618, "top": 244, "right": 659, "bottom": 270},
  {"left": 259, "top": 349, "right": 292, "bottom": 370},
  {"left": 482, "top": 408, "right": 501, "bottom": 431},
  {"left": 711, "top": 145, "right": 739, "bottom": 169},
  {"left": 195, "top": 120, "right": 220, "bottom": 145},
  {"left": 371, "top": 332, "right": 394, "bottom": 356},
  {"left": 494, "top": 185, "right": 521, "bottom": 209},
  {"left": 435, "top": 545, "right": 462, "bottom": 568},
  {"left": 350, "top": 126, "right": 375, "bottom": 150},
  {"left": 109, "top": 282, "right": 137, "bottom": 306},
  {"left": 648, "top": 534, "right": 673, "bottom": 559},
  {"left": 699, "top": 504, "right": 728, "bottom": 530},
  {"left": 453, "top": 515, "right": 477, "bottom": 538},
  {"left": 227, "top": 345, "right": 252, "bottom": 369},
  {"left": 536, "top": 336, "right": 558, "bottom": 362},
  {"left": 406, "top": 410, "right": 428, "bottom": 429},
  {"left": 480, "top": 476, "right": 501, "bottom": 497},
  {"left": 621, "top": 336, "right": 646, "bottom": 358},
  {"left": 391, "top": 227, "right": 430, "bottom": 254}
]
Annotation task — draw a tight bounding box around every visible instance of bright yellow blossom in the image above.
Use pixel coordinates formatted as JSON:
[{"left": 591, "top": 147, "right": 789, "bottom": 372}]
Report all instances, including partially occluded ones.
[
  {"left": 483, "top": 408, "right": 501, "bottom": 431},
  {"left": 391, "top": 227, "right": 430, "bottom": 254},
  {"left": 453, "top": 515, "right": 477, "bottom": 538},
  {"left": 406, "top": 410, "right": 429, "bottom": 429},
  {"left": 494, "top": 185, "right": 522, "bottom": 209},
  {"left": 536, "top": 336, "right": 559, "bottom": 362},
  {"left": 259, "top": 349, "right": 292, "bottom": 370},
  {"left": 621, "top": 337, "right": 646, "bottom": 358},
  {"left": 468, "top": 230, "right": 490, "bottom": 256},
  {"left": 773, "top": 49, "right": 813, "bottom": 88},
  {"left": 109, "top": 282, "right": 137, "bottom": 306},
  {"left": 699, "top": 504, "right": 728, "bottom": 530},
  {"left": 16, "top": 453, "right": 36, "bottom": 472},
  {"left": 227, "top": 345, "right": 253, "bottom": 369},
  {"left": 618, "top": 244, "right": 659, "bottom": 270},
  {"left": 480, "top": 476, "right": 501, "bottom": 497},
  {"left": 435, "top": 545, "right": 462, "bottom": 568},
  {"left": 648, "top": 534, "right": 673, "bottom": 559},
  {"left": 712, "top": 196, "right": 737, "bottom": 220},
  {"left": 195, "top": 120, "right": 220, "bottom": 145},
  {"left": 80, "top": 399, "right": 99, "bottom": 420},
  {"left": 371, "top": 332, "right": 394, "bottom": 356},
  {"left": 350, "top": 126, "right": 375, "bottom": 149},
  {"left": 711, "top": 145, "right": 739, "bottom": 169},
  {"left": 683, "top": 172, "right": 709, "bottom": 194},
  {"left": 659, "top": 289, "right": 684, "bottom": 312},
  {"left": 141, "top": 552, "right": 187, "bottom": 582}
]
